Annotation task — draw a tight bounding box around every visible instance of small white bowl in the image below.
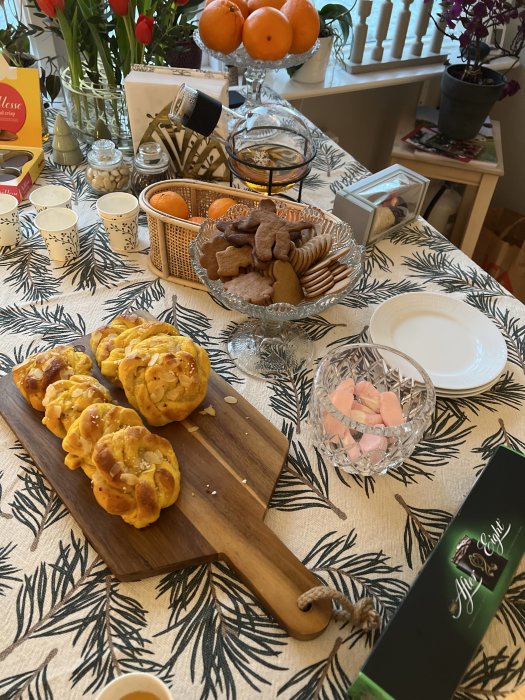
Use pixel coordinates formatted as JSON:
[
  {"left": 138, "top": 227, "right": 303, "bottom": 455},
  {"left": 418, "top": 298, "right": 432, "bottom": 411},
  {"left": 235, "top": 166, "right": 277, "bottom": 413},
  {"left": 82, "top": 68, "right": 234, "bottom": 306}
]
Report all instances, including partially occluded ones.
[
  {"left": 94, "top": 672, "right": 172, "bottom": 700},
  {"left": 29, "top": 185, "right": 72, "bottom": 212},
  {"left": 97, "top": 192, "right": 139, "bottom": 219}
]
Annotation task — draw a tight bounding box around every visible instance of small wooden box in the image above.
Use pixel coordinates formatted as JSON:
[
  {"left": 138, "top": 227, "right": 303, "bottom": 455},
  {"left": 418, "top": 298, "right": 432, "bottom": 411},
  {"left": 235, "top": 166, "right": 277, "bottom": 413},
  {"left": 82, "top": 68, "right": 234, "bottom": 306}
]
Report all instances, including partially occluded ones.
[{"left": 333, "top": 164, "right": 429, "bottom": 246}]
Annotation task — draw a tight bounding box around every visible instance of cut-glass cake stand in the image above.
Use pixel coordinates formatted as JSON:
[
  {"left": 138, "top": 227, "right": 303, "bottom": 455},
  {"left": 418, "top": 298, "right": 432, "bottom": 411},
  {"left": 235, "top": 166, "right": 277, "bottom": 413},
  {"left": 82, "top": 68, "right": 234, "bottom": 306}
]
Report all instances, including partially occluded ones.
[
  {"left": 194, "top": 31, "right": 320, "bottom": 111},
  {"left": 190, "top": 203, "right": 364, "bottom": 379}
]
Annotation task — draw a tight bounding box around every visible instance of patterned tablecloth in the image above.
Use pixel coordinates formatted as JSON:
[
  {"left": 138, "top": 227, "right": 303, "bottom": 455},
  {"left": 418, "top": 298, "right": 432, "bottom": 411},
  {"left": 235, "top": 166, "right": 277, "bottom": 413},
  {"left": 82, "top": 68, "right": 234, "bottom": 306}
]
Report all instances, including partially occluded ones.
[{"left": 0, "top": 115, "right": 524, "bottom": 700}]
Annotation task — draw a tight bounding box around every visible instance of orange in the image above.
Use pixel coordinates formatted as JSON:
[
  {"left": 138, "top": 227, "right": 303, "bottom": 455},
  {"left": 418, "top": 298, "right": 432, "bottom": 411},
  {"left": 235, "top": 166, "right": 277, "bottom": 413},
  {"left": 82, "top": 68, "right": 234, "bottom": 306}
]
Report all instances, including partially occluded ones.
[
  {"left": 205, "top": 0, "right": 249, "bottom": 18},
  {"left": 207, "top": 197, "right": 238, "bottom": 219},
  {"left": 149, "top": 191, "right": 189, "bottom": 219},
  {"left": 188, "top": 216, "right": 206, "bottom": 224},
  {"left": 247, "top": 0, "right": 285, "bottom": 11},
  {"left": 280, "top": 0, "right": 319, "bottom": 54},
  {"left": 242, "top": 7, "right": 293, "bottom": 61},
  {"left": 198, "top": 0, "right": 244, "bottom": 54}
]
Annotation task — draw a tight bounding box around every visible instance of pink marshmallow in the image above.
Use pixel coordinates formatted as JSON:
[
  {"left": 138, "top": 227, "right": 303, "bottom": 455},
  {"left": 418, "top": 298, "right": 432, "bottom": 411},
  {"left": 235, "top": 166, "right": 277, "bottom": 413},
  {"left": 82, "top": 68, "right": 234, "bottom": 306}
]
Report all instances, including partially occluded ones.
[
  {"left": 354, "top": 380, "right": 381, "bottom": 412},
  {"left": 359, "top": 433, "right": 388, "bottom": 464},
  {"left": 379, "top": 391, "right": 405, "bottom": 427},
  {"left": 343, "top": 431, "right": 362, "bottom": 461},
  {"left": 323, "top": 413, "right": 348, "bottom": 442},
  {"left": 352, "top": 400, "right": 375, "bottom": 414},
  {"left": 330, "top": 380, "right": 355, "bottom": 416},
  {"left": 350, "top": 408, "right": 384, "bottom": 425}
]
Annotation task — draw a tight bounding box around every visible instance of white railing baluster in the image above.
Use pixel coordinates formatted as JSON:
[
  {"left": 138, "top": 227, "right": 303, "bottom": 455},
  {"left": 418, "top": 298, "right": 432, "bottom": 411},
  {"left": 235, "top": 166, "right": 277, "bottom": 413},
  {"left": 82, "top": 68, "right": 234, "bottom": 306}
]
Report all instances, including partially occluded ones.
[
  {"left": 411, "top": 0, "right": 432, "bottom": 56},
  {"left": 391, "top": 0, "right": 414, "bottom": 59},
  {"left": 350, "top": 0, "right": 373, "bottom": 64},
  {"left": 371, "top": 0, "right": 393, "bottom": 62},
  {"left": 429, "top": 15, "right": 446, "bottom": 53}
]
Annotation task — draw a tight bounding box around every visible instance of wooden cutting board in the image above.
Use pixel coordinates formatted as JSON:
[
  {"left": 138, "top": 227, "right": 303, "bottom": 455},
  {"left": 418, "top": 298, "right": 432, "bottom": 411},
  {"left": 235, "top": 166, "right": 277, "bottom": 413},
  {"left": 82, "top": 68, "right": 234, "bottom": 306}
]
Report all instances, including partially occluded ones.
[{"left": 0, "top": 325, "right": 332, "bottom": 640}]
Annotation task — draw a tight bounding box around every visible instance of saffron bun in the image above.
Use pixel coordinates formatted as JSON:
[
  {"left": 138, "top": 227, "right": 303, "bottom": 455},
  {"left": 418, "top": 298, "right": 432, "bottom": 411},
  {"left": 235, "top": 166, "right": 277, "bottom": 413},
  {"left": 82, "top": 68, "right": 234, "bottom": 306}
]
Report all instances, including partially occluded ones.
[
  {"left": 90, "top": 313, "right": 147, "bottom": 365},
  {"left": 12, "top": 345, "right": 93, "bottom": 411},
  {"left": 62, "top": 402, "right": 143, "bottom": 478},
  {"left": 99, "top": 321, "right": 180, "bottom": 387},
  {"left": 118, "top": 333, "right": 211, "bottom": 425},
  {"left": 42, "top": 374, "right": 112, "bottom": 438},
  {"left": 91, "top": 425, "right": 181, "bottom": 529}
]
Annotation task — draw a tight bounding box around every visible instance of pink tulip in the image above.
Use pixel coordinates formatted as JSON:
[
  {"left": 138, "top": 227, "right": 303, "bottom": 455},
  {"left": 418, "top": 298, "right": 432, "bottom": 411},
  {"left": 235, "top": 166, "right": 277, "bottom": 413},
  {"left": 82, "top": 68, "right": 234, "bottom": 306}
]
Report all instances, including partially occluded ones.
[
  {"left": 109, "top": 0, "right": 129, "bottom": 16},
  {"left": 135, "top": 14, "right": 154, "bottom": 44},
  {"left": 35, "top": 0, "right": 65, "bottom": 18}
]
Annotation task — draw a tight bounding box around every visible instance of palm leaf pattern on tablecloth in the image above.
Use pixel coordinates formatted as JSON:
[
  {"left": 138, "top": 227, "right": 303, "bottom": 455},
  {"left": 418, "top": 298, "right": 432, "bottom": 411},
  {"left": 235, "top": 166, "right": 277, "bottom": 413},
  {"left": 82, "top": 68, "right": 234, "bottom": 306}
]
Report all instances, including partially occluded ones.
[
  {"left": 471, "top": 419, "right": 525, "bottom": 475},
  {"left": 271, "top": 424, "right": 347, "bottom": 519},
  {"left": 313, "top": 142, "right": 347, "bottom": 178},
  {"left": 329, "top": 163, "right": 370, "bottom": 198},
  {"left": 0, "top": 304, "right": 86, "bottom": 344},
  {"left": 0, "top": 341, "right": 47, "bottom": 374},
  {"left": 61, "top": 222, "right": 143, "bottom": 293},
  {"left": 302, "top": 530, "right": 409, "bottom": 635},
  {"left": 438, "top": 371, "right": 525, "bottom": 417},
  {"left": 364, "top": 244, "right": 394, "bottom": 274},
  {"left": 0, "top": 647, "right": 57, "bottom": 699},
  {"left": 0, "top": 542, "right": 19, "bottom": 597},
  {"left": 389, "top": 221, "right": 457, "bottom": 252},
  {"left": 0, "top": 472, "right": 14, "bottom": 521},
  {"left": 343, "top": 277, "right": 423, "bottom": 309},
  {"left": 267, "top": 367, "right": 311, "bottom": 434},
  {"left": 10, "top": 451, "right": 69, "bottom": 551},
  {"left": 277, "top": 636, "right": 350, "bottom": 699},
  {"left": 157, "top": 561, "right": 286, "bottom": 699},
  {"left": 407, "top": 407, "right": 474, "bottom": 469},
  {"left": 497, "top": 572, "right": 525, "bottom": 646},
  {"left": 0, "top": 234, "right": 62, "bottom": 303},
  {"left": 102, "top": 278, "right": 166, "bottom": 319},
  {"left": 394, "top": 494, "right": 452, "bottom": 569},
  {"left": 454, "top": 645, "right": 525, "bottom": 699}
]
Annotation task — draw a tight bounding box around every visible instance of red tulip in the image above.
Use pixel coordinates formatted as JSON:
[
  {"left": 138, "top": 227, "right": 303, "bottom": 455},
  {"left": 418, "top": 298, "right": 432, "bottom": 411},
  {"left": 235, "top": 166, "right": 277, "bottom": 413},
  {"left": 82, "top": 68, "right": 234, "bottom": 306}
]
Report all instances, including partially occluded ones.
[
  {"left": 176, "top": 0, "right": 191, "bottom": 5},
  {"left": 35, "top": 0, "right": 65, "bottom": 18},
  {"left": 109, "top": 0, "right": 129, "bottom": 15},
  {"left": 135, "top": 14, "right": 154, "bottom": 44}
]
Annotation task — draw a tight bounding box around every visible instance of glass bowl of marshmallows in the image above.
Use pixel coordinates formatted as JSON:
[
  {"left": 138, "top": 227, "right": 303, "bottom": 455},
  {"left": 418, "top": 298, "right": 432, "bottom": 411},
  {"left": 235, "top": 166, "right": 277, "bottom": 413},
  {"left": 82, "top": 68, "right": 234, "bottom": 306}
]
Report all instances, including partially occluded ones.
[{"left": 310, "top": 343, "right": 436, "bottom": 476}]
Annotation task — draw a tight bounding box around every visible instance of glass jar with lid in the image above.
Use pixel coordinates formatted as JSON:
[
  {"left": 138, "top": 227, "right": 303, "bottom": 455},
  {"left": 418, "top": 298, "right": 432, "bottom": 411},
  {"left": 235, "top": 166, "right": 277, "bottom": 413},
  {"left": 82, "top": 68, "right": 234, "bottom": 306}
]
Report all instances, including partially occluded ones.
[
  {"left": 86, "top": 139, "right": 130, "bottom": 194},
  {"left": 131, "top": 142, "right": 172, "bottom": 197}
]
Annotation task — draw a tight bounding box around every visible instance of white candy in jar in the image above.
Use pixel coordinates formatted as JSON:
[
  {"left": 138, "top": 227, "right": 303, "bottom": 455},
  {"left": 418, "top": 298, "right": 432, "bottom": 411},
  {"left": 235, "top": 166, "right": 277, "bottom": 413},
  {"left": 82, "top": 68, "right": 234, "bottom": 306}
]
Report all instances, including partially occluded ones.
[{"left": 86, "top": 140, "right": 130, "bottom": 194}]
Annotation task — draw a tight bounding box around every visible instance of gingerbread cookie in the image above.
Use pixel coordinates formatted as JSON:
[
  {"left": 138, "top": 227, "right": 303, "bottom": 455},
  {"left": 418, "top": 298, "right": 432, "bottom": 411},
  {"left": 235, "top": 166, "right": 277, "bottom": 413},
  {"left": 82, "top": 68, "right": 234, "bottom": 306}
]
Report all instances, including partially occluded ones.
[
  {"left": 199, "top": 233, "right": 230, "bottom": 280},
  {"left": 271, "top": 260, "right": 304, "bottom": 305},
  {"left": 216, "top": 245, "right": 253, "bottom": 277},
  {"left": 224, "top": 271, "right": 273, "bottom": 305}
]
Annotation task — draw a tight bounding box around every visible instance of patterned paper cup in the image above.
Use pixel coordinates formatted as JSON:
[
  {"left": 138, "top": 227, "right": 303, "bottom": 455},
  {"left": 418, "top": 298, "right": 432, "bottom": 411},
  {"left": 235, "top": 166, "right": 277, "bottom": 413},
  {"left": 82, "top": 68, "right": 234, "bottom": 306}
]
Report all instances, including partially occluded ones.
[
  {"left": 34, "top": 207, "right": 80, "bottom": 262},
  {"left": 97, "top": 192, "right": 139, "bottom": 219},
  {"left": 29, "top": 185, "right": 72, "bottom": 213},
  {"left": 0, "top": 193, "right": 22, "bottom": 247},
  {"left": 100, "top": 212, "right": 139, "bottom": 251}
]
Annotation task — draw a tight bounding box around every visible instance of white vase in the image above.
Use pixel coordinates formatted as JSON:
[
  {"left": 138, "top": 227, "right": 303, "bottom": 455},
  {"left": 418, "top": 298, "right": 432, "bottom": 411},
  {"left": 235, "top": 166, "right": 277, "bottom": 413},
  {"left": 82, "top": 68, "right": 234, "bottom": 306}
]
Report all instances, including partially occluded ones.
[{"left": 291, "top": 35, "right": 333, "bottom": 84}]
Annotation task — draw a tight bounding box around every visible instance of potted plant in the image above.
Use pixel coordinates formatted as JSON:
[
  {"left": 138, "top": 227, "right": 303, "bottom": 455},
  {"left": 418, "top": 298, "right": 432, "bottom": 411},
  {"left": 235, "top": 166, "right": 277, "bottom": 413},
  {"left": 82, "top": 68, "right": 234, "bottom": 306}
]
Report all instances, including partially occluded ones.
[
  {"left": 147, "top": 0, "right": 204, "bottom": 68},
  {"left": 427, "top": 0, "right": 525, "bottom": 140},
  {"left": 288, "top": 2, "right": 353, "bottom": 84}
]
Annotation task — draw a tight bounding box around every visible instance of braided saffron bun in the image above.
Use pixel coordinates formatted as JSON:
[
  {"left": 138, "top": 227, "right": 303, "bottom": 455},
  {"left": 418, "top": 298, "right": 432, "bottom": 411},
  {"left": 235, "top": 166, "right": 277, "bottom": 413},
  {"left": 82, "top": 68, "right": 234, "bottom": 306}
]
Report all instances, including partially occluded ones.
[
  {"left": 91, "top": 425, "right": 181, "bottom": 529},
  {"left": 90, "top": 314, "right": 146, "bottom": 365},
  {"left": 62, "top": 402, "right": 143, "bottom": 478},
  {"left": 42, "top": 374, "right": 112, "bottom": 438},
  {"left": 118, "top": 333, "right": 211, "bottom": 425},
  {"left": 99, "top": 321, "right": 180, "bottom": 387},
  {"left": 12, "top": 346, "right": 93, "bottom": 411}
]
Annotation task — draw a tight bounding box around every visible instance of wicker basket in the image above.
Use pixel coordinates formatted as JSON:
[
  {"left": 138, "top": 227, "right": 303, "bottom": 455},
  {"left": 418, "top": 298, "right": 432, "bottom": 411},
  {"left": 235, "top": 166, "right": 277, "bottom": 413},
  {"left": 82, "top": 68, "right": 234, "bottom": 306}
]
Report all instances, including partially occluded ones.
[{"left": 139, "top": 179, "right": 336, "bottom": 289}]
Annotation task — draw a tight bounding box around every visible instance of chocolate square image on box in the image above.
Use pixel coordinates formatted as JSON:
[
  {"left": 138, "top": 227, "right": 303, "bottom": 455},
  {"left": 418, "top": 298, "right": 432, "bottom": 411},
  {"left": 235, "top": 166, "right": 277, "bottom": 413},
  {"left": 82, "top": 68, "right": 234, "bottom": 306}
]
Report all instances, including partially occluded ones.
[{"left": 451, "top": 535, "right": 508, "bottom": 591}]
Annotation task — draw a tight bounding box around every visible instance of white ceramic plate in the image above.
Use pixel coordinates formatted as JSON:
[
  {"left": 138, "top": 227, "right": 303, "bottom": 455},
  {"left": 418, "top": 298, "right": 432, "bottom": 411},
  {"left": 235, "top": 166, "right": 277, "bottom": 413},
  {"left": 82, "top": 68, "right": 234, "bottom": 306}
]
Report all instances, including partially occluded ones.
[{"left": 369, "top": 292, "right": 507, "bottom": 391}]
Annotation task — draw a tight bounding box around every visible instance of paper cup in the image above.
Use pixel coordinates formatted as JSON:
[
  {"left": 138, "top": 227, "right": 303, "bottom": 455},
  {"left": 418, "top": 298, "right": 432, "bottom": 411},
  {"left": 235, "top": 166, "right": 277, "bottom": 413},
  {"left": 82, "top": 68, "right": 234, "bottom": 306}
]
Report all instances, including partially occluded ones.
[
  {"left": 34, "top": 207, "right": 79, "bottom": 262},
  {"left": 94, "top": 672, "right": 172, "bottom": 700},
  {"left": 97, "top": 192, "right": 139, "bottom": 220},
  {"left": 29, "top": 185, "right": 72, "bottom": 212},
  {"left": 0, "top": 193, "right": 22, "bottom": 247},
  {"left": 100, "top": 212, "right": 139, "bottom": 251}
]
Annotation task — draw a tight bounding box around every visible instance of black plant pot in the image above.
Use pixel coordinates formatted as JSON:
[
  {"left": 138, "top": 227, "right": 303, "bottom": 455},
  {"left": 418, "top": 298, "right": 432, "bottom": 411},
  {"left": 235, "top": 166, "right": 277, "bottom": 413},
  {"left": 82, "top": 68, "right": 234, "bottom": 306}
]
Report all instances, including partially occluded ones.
[
  {"left": 438, "top": 64, "right": 505, "bottom": 141},
  {"left": 166, "top": 38, "right": 202, "bottom": 69}
]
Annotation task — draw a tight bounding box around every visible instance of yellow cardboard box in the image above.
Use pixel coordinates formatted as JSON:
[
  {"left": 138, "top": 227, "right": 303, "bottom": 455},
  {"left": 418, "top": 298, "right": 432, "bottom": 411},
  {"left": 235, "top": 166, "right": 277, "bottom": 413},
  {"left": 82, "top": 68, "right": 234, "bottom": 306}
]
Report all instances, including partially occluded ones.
[{"left": 0, "top": 53, "right": 44, "bottom": 201}]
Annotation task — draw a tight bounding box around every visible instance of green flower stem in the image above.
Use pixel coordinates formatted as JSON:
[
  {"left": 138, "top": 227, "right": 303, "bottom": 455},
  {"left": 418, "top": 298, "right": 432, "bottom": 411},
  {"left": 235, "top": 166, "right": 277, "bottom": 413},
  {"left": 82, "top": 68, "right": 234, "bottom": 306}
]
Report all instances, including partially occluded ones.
[{"left": 124, "top": 14, "right": 137, "bottom": 71}]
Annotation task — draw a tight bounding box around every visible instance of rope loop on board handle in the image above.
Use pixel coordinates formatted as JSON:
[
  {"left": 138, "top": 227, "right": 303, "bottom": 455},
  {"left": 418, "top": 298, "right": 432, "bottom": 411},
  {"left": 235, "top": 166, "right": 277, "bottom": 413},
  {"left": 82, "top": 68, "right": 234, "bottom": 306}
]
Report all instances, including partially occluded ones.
[{"left": 297, "top": 586, "right": 380, "bottom": 630}]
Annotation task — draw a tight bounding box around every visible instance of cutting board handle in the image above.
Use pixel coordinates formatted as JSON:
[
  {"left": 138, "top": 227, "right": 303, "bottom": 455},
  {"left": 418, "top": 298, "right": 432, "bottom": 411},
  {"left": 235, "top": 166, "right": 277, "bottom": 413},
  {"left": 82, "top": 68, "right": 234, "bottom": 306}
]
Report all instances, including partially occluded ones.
[{"left": 221, "top": 519, "right": 333, "bottom": 640}]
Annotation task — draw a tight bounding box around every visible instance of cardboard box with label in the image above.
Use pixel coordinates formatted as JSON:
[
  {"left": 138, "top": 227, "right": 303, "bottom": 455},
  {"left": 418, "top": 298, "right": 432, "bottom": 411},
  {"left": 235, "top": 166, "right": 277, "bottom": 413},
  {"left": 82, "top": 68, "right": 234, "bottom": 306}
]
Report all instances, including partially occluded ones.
[{"left": 0, "top": 53, "right": 44, "bottom": 201}]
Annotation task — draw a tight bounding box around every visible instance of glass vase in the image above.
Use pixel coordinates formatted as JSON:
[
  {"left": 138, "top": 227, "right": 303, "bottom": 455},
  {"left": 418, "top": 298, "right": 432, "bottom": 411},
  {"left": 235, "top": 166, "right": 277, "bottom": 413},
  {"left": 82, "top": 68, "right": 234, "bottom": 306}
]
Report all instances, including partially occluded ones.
[{"left": 61, "top": 68, "right": 132, "bottom": 152}]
